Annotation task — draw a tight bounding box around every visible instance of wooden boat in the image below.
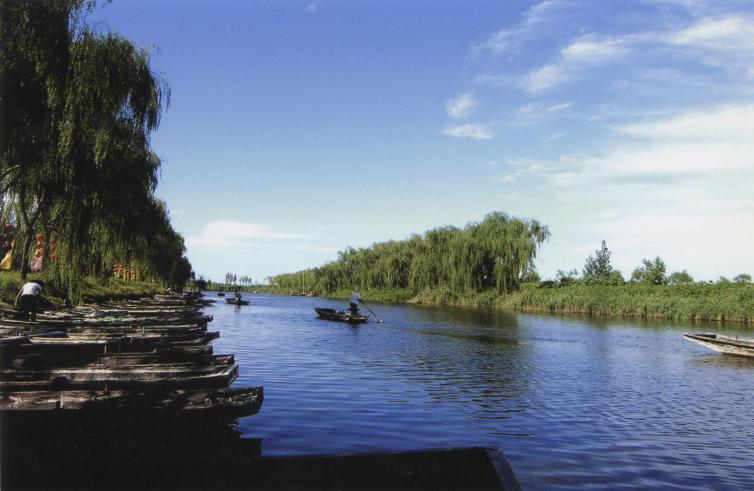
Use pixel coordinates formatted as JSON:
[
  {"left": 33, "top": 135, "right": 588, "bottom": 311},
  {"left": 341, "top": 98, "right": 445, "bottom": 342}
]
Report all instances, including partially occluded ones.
[
  {"left": 0, "top": 386, "right": 263, "bottom": 419},
  {"left": 0, "top": 323, "right": 212, "bottom": 340},
  {"left": 0, "top": 314, "right": 212, "bottom": 330},
  {"left": 684, "top": 333, "right": 754, "bottom": 357},
  {"left": 0, "top": 359, "right": 239, "bottom": 390},
  {"left": 0, "top": 338, "right": 214, "bottom": 369},
  {"left": 226, "top": 298, "right": 249, "bottom": 306},
  {"left": 314, "top": 308, "right": 368, "bottom": 324}
]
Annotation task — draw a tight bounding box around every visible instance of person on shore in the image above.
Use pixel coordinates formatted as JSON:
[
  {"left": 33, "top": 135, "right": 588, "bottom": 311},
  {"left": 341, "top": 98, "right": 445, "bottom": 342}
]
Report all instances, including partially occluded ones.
[
  {"left": 15, "top": 280, "right": 42, "bottom": 322},
  {"left": 350, "top": 290, "right": 362, "bottom": 317}
]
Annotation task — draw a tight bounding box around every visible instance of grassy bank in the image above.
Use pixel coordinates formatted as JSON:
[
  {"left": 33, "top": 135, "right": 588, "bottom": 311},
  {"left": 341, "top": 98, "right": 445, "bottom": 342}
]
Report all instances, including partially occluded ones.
[
  {"left": 251, "top": 282, "right": 754, "bottom": 324},
  {"left": 0, "top": 271, "right": 163, "bottom": 308},
  {"left": 412, "top": 283, "right": 754, "bottom": 324}
]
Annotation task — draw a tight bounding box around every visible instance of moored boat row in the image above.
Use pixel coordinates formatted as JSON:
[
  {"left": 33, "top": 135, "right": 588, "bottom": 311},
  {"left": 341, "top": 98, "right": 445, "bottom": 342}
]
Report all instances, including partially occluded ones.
[{"left": 0, "top": 292, "right": 262, "bottom": 417}]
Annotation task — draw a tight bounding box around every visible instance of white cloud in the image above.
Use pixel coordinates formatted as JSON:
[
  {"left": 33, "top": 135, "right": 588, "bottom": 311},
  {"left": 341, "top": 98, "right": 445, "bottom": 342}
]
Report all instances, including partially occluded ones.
[
  {"left": 525, "top": 64, "right": 568, "bottom": 92},
  {"left": 529, "top": 104, "right": 754, "bottom": 182},
  {"left": 562, "top": 37, "right": 628, "bottom": 63},
  {"left": 547, "top": 102, "right": 572, "bottom": 112},
  {"left": 306, "top": 2, "right": 320, "bottom": 13},
  {"left": 528, "top": 103, "right": 754, "bottom": 279},
  {"left": 616, "top": 103, "right": 754, "bottom": 141},
  {"left": 446, "top": 92, "right": 478, "bottom": 118},
  {"left": 524, "top": 36, "right": 629, "bottom": 92},
  {"left": 471, "top": 1, "right": 569, "bottom": 56},
  {"left": 666, "top": 15, "right": 754, "bottom": 51},
  {"left": 443, "top": 123, "right": 494, "bottom": 140},
  {"left": 187, "top": 221, "right": 309, "bottom": 249}
]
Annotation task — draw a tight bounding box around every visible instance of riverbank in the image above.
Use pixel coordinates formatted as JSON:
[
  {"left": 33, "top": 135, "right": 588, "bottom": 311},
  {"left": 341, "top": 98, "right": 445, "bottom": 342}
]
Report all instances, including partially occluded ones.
[
  {"left": 0, "top": 271, "right": 162, "bottom": 308},
  {"left": 248, "top": 283, "right": 754, "bottom": 324}
]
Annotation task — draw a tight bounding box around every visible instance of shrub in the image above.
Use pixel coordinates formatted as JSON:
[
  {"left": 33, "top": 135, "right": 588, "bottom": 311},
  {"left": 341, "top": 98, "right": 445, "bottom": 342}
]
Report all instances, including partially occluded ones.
[
  {"left": 668, "top": 270, "right": 694, "bottom": 285},
  {"left": 631, "top": 257, "right": 667, "bottom": 285}
]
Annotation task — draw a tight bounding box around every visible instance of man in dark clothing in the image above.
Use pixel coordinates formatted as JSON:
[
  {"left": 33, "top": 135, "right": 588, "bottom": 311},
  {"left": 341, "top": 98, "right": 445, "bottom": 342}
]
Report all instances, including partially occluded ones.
[
  {"left": 16, "top": 280, "right": 42, "bottom": 322},
  {"left": 350, "top": 290, "right": 362, "bottom": 317}
]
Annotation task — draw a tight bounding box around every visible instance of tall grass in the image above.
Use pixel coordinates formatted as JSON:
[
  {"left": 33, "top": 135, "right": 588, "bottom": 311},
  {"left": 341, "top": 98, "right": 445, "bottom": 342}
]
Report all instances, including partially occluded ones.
[
  {"left": 338, "top": 282, "right": 754, "bottom": 324},
  {"left": 501, "top": 283, "right": 754, "bottom": 323},
  {"left": 0, "top": 271, "right": 162, "bottom": 307}
]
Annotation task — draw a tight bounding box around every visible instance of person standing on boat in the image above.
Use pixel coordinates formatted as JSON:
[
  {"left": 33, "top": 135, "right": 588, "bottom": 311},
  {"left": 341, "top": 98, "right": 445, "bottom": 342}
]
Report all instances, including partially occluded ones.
[
  {"left": 350, "top": 290, "right": 362, "bottom": 317},
  {"left": 15, "top": 280, "right": 42, "bottom": 322},
  {"left": 235, "top": 288, "right": 242, "bottom": 302}
]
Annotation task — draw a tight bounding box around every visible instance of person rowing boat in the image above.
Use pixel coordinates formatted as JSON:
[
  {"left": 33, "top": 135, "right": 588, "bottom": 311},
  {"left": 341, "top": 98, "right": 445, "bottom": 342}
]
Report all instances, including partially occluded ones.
[{"left": 350, "top": 290, "right": 362, "bottom": 317}]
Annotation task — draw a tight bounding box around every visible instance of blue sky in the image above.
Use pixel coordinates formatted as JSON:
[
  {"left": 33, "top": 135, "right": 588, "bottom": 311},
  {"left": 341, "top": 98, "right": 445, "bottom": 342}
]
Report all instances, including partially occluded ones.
[{"left": 92, "top": 0, "right": 754, "bottom": 283}]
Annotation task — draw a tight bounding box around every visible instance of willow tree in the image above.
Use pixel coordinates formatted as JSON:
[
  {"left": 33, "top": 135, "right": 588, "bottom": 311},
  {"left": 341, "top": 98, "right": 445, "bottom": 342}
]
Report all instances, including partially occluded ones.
[
  {"left": 1, "top": 0, "right": 190, "bottom": 299},
  {"left": 272, "top": 212, "right": 550, "bottom": 295},
  {"left": 51, "top": 29, "right": 170, "bottom": 298},
  {"left": 0, "top": 1, "right": 90, "bottom": 277}
]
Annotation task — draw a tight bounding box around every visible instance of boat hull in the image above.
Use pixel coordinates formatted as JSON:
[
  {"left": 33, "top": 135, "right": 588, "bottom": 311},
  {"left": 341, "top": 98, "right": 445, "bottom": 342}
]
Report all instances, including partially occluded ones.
[
  {"left": 684, "top": 333, "right": 754, "bottom": 357},
  {"left": 314, "top": 308, "right": 368, "bottom": 324}
]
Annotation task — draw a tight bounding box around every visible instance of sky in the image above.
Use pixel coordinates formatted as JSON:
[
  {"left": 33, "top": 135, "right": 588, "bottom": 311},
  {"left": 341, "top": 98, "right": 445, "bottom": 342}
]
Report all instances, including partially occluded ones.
[{"left": 91, "top": 0, "right": 754, "bottom": 283}]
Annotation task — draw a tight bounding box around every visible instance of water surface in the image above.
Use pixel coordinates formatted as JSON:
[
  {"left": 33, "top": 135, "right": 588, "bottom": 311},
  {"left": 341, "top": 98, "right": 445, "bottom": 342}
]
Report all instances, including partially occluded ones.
[{"left": 211, "top": 293, "right": 754, "bottom": 490}]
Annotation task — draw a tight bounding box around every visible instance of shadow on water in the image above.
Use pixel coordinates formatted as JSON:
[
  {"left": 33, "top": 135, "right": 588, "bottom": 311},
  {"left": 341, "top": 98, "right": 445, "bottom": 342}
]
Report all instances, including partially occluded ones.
[
  {"left": 1, "top": 412, "right": 261, "bottom": 490},
  {"left": 2, "top": 412, "right": 512, "bottom": 491}
]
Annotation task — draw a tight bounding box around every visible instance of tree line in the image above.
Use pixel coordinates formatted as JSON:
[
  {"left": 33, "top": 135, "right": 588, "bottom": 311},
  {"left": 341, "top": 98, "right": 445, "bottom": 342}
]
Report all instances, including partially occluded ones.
[
  {"left": 270, "top": 212, "right": 550, "bottom": 295},
  {"left": 270, "top": 221, "right": 751, "bottom": 298},
  {"left": 0, "top": 1, "right": 191, "bottom": 299},
  {"left": 553, "top": 240, "right": 750, "bottom": 287}
]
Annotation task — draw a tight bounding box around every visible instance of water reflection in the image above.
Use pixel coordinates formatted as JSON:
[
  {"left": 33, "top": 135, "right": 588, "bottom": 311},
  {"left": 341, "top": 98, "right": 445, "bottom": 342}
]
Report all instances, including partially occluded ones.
[
  {"left": 208, "top": 294, "right": 754, "bottom": 490},
  {"left": 391, "top": 305, "right": 530, "bottom": 418},
  {"left": 2, "top": 412, "right": 261, "bottom": 489},
  {"left": 690, "top": 353, "right": 754, "bottom": 369}
]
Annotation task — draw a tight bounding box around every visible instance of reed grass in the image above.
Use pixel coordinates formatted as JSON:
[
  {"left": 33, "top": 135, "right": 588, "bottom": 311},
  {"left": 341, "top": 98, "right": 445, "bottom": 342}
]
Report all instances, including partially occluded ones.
[{"left": 406, "top": 283, "right": 754, "bottom": 324}]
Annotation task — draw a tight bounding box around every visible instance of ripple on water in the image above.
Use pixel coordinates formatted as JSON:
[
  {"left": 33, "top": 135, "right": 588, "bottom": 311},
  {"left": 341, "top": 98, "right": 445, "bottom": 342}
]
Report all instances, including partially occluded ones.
[{"left": 206, "top": 294, "right": 754, "bottom": 489}]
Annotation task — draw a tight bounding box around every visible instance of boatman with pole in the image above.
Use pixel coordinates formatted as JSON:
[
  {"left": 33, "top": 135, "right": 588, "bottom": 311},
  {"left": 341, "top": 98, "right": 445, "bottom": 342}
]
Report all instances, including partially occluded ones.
[{"left": 350, "top": 290, "right": 362, "bottom": 317}]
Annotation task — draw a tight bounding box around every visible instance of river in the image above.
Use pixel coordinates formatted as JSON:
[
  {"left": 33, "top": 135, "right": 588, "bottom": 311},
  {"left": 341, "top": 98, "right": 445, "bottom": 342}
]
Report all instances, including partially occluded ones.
[{"left": 211, "top": 293, "right": 754, "bottom": 490}]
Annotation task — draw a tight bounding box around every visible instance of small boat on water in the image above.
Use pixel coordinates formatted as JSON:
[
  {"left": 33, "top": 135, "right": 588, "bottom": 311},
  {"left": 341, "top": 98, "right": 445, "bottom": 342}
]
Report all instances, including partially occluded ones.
[
  {"left": 684, "top": 333, "right": 754, "bottom": 358},
  {"left": 314, "top": 308, "right": 368, "bottom": 324},
  {"left": 226, "top": 298, "right": 249, "bottom": 306}
]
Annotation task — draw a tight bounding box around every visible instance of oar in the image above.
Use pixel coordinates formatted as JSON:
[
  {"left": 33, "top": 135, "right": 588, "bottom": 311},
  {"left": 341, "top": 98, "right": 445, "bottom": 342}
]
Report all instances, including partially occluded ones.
[{"left": 362, "top": 303, "right": 384, "bottom": 323}]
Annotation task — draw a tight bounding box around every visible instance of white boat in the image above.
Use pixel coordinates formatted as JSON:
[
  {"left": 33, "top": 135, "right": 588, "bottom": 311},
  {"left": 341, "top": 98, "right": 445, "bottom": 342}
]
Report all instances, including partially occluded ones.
[{"left": 684, "top": 333, "right": 754, "bottom": 358}]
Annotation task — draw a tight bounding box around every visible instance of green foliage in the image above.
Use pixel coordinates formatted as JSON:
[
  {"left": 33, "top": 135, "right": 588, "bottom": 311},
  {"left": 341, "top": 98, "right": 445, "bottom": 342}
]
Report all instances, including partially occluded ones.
[
  {"left": 500, "top": 282, "right": 754, "bottom": 323},
  {"left": 581, "top": 240, "right": 625, "bottom": 286},
  {"left": 520, "top": 269, "right": 541, "bottom": 283},
  {"left": 555, "top": 268, "right": 579, "bottom": 286},
  {"left": 582, "top": 240, "right": 615, "bottom": 282},
  {"left": 631, "top": 257, "right": 667, "bottom": 285},
  {"left": 270, "top": 212, "right": 550, "bottom": 296},
  {"left": 668, "top": 270, "right": 694, "bottom": 285},
  {"left": 0, "top": 270, "right": 160, "bottom": 307},
  {"left": 734, "top": 274, "right": 752, "bottom": 284},
  {"left": 306, "top": 281, "right": 754, "bottom": 324},
  {"left": 0, "top": 1, "right": 192, "bottom": 299}
]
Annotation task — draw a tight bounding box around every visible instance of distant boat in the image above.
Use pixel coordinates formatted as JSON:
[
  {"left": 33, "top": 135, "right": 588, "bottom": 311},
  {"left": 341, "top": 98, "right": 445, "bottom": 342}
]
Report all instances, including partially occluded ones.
[
  {"left": 314, "top": 308, "right": 368, "bottom": 324},
  {"left": 684, "top": 333, "right": 754, "bottom": 358},
  {"left": 226, "top": 298, "right": 249, "bottom": 306},
  {"left": 217, "top": 292, "right": 225, "bottom": 297}
]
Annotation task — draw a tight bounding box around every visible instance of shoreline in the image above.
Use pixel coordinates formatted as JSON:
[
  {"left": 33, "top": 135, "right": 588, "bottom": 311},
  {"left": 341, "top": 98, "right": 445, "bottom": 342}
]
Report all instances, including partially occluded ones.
[{"left": 242, "top": 283, "right": 754, "bottom": 325}]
